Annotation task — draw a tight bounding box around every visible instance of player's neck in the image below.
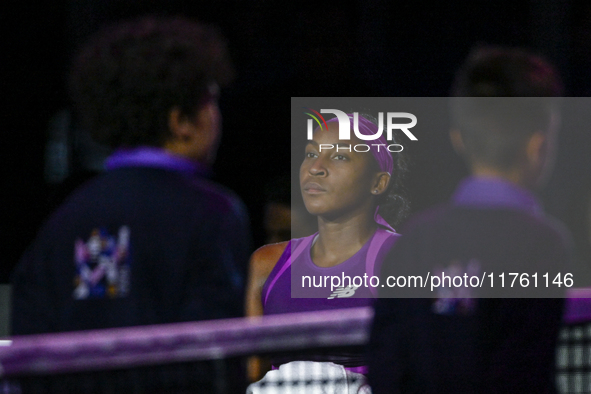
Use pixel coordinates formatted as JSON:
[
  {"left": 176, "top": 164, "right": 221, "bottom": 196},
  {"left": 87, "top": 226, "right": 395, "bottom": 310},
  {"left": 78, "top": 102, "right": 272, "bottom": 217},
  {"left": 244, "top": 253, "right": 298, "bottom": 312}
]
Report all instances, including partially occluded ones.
[{"left": 312, "top": 212, "right": 376, "bottom": 268}]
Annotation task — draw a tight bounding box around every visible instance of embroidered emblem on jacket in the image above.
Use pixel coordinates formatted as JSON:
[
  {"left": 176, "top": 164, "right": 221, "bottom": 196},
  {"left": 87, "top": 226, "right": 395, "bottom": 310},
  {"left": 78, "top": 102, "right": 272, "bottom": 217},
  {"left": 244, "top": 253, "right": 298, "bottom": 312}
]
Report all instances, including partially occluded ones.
[
  {"left": 73, "top": 226, "right": 131, "bottom": 300},
  {"left": 431, "top": 259, "right": 480, "bottom": 315}
]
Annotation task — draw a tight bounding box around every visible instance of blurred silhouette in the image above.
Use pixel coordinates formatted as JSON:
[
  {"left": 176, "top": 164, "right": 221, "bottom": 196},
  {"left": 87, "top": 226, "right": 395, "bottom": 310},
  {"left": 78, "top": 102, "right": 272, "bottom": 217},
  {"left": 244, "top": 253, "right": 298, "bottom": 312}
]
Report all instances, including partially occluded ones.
[
  {"left": 370, "top": 46, "right": 569, "bottom": 394},
  {"left": 11, "top": 16, "right": 251, "bottom": 392}
]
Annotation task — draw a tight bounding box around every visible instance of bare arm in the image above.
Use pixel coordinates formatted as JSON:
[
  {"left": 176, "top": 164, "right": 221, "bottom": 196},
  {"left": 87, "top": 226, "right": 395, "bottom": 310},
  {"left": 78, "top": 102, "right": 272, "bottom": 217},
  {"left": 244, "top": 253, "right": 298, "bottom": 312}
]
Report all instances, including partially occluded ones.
[{"left": 244, "top": 242, "right": 288, "bottom": 382}]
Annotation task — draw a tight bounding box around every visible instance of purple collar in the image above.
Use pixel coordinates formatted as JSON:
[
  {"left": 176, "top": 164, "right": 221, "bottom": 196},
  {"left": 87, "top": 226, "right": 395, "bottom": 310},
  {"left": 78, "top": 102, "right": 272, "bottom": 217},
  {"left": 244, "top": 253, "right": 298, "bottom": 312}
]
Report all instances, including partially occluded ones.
[
  {"left": 104, "top": 147, "right": 211, "bottom": 177},
  {"left": 452, "top": 176, "right": 542, "bottom": 215}
]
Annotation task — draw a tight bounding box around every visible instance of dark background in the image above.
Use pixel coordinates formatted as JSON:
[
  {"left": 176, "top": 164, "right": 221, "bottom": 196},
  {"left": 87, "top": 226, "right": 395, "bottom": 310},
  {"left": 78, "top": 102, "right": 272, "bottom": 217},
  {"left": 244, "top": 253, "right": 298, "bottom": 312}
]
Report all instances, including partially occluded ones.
[{"left": 5, "top": 0, "right": 591, "bottom": 283}]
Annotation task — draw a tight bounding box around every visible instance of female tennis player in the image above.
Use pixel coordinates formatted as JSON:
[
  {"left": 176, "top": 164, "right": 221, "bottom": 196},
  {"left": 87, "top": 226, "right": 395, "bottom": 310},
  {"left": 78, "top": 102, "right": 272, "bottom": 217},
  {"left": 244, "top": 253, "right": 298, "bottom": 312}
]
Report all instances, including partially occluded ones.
[{"left": 246, "top": 113, "right": 409, "bottom": 392}]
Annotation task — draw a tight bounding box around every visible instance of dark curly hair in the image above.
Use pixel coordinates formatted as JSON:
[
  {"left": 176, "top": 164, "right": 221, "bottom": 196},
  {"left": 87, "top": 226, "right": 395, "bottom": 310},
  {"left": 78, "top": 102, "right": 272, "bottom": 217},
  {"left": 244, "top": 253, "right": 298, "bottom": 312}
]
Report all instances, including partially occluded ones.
[
  {"left": 378, "top": 156, "right": 410, "bottom": 230},
  {"left": 69, "top": 16, "right": 234, "bottom": 148},
  {"left": 361, "top": 113, "right": 410, "bottom": 229}
]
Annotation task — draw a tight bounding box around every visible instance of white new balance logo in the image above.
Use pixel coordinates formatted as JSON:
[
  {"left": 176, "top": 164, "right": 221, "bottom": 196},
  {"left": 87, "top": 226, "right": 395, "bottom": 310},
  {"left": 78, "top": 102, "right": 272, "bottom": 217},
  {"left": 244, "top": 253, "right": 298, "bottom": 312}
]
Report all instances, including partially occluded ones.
[{"left": 328, "top": 285, "right": 360, "bottom": 299}]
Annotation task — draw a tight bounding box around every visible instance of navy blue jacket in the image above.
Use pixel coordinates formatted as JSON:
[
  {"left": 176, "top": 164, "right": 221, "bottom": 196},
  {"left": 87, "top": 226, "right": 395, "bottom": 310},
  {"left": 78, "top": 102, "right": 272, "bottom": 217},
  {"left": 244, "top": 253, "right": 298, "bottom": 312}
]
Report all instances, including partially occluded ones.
[
  {"left": 369, "top": 177, "right": 571, "bottom": 394},
  {"left": 11, "top": 164, "right": 251, "bottom": 335}
]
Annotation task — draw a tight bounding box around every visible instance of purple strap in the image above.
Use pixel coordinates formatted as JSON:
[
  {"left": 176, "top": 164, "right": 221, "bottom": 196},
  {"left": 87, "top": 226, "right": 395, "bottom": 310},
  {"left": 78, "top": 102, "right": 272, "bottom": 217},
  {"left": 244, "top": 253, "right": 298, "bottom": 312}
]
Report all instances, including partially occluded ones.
[
  {"left": 374, "top": 208, "right": 396, "bottom": 233},
  {"left": 263, "top": 236, "right": 315, "bottom": 307}
]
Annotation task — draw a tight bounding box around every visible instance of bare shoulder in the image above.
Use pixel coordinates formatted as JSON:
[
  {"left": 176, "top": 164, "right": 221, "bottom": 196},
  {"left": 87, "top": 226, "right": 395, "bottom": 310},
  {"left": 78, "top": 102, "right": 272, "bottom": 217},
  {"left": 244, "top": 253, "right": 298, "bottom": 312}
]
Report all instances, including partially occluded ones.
[
  {"left": 246, "top": 242, "right": 289, "bottom": 318},
  {"left": 250, "top": 241, "right": 289, "bottom": 267}
]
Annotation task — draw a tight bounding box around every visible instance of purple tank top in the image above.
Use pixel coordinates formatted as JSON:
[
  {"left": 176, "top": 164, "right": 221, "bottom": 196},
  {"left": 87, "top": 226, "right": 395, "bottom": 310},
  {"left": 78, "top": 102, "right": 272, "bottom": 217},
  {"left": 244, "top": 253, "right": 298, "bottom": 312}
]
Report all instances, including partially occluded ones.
[{"left": 262, "top": 228, "right": 400, "bottom": 315}]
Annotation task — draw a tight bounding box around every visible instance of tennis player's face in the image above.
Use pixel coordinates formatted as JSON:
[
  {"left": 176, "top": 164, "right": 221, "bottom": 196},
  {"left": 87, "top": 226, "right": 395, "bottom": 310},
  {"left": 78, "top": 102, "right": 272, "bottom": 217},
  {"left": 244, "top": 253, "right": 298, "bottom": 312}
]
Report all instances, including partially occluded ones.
[{"left": 300, "top": 122, "right": 377, "bottom": 219}]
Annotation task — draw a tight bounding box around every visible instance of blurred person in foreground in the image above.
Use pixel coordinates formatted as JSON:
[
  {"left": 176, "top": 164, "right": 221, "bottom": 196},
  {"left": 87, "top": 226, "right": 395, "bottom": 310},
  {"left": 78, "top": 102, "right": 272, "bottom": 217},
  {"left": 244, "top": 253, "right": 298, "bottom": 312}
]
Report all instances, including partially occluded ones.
[
  {"left": 11, "top": 16, "right": 251, "bottom": 392},
  {"left": 369, "top": 47, "right": 571, "bottom": 393}
]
